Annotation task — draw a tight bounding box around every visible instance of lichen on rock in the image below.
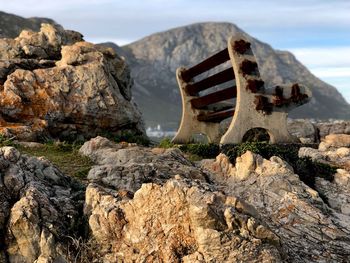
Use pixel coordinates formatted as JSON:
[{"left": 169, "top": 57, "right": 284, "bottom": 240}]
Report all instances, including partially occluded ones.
[{"left": 0, "top": 23, "right": 145, "bottom": 141}]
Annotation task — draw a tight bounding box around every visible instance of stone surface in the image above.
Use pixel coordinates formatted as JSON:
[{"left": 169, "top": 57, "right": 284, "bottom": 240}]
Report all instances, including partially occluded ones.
[
  {"left": 81, "top": 137, "right": 350, "bottom": 262},
  {"left": 1, "top": 136, "right": 350, "bottom": 262},
  {"left": 287, "top": 119, "right": 319, "bottom": 143},
  {"left": 323, "top": 134, "right": 350, "bottom": 148},
  {"left": 0, "top": 146, "right": 85, "bottom": 262},
  {"left": 203, "top": 151, "right": 350, "bottom": 262},
  {"left": 317, "top": 120, "right": 350, "bottom": 138},
  {"left": 82, "top": 139, "right": 282, "bottom": 262},
  {"left": 299, "top": 134, "right": 350, "bottom": 171},
  {"left": 0, "top": 23, "right": 145, "bottom": 141}
]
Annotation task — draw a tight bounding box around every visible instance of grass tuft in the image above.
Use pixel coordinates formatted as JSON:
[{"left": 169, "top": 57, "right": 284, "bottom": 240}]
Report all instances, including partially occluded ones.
[{"left": 17, "top": 142, "right": 94, "bottom": 181}]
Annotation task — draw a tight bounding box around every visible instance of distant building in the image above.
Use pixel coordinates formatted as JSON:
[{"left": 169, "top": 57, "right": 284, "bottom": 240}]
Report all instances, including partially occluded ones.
[{"left": 146, "top": 125, "right": 176, "bottom": 138}]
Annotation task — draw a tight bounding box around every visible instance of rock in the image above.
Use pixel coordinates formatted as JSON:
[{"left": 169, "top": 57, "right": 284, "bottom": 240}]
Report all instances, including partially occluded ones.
[
  {"left": 299, "top": 134, "right": 350, "bottom": 171},
  {"left": 80, "top": 137, "right": 350, "bottom": 262},
  {"left": 200, "top": 153, "right": 236, "bottom": 183},
  {"left": 0, "top": 146, "right": 85, "bottom": 262},
  {"left": 85, "top": 180, "right": 282, "bottom": 262},
  {"left": 298, "top": 147, "right": 326, "bottom": 162},
  {"left": 287, "top": 119, "right": 319, "bottom": 143},
  {"left": 323, "top": 134, "right": 350, "bottom": 148},
  {"left": 0, "top": 24, "right": 145, "bottom": 141},
  {"left": 2, "top": 134, "right": 350, "bottom": 262},
  {"left": 203, "top": 151, "right": 350, "bottom": 262},
  {"left": 15, "top": 141, "right": 44, "bottom": 148},
  {"left": 316, "top": 120, "right": 350, "bottom": 138},
  {"left": 80, "top": 137, "right": 207, "bottom": 193}
]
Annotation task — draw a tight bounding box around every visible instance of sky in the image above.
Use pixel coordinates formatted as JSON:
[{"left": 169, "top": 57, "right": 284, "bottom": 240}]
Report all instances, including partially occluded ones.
[{"left": 1, "top": 0, "right": 349, "bottom": 103}]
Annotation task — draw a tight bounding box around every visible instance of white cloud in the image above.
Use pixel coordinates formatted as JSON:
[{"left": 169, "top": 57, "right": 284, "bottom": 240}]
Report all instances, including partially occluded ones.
[
  {"left": 289, "top": 47, "right": 350, "bottom": 68},
  {"left": 287, "top": 46, "right": 350, "bottom": 103},
  {"left": 87, "top": 37, "right": 133, "bottom": 46},
  {"left": 310, "top": 67, "right": 350, "bottom": 78}
]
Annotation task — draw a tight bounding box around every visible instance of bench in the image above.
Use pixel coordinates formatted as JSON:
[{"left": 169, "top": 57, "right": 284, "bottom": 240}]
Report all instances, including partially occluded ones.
[{"left": 172, "top": 35, "right": 311, "bottom": 144}]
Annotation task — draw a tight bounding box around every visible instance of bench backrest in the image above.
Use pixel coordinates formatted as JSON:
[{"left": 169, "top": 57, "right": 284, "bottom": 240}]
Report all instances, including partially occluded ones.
[{"left": 172, "top": 36, "right": 311, "bottom": 144}]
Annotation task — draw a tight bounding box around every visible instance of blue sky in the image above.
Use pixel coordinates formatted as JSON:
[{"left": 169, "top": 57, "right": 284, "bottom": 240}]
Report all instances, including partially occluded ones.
[{"left": 1, "top": 0, "right": 349, "bottom": 103}]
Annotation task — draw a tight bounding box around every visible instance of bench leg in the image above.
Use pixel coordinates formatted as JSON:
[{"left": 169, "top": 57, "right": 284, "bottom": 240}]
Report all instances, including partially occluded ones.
[
  {"left": 220, "top": 112, "right": 299, "bottom": 144},
  {"left": 172, "top": 118, "right": 221, "bottom": 144}
]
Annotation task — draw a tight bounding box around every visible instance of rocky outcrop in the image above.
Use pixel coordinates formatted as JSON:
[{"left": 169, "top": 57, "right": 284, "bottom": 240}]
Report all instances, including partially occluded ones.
[
  {"left": 287, "top": 119, "right": 320, "bottom": 143},
  {"left": 0, "top": 136, "right": 349, "bottom": 262},
  {"left": 0, "top": 146, "right": 85, "bottom": 262},
  {"left": 286, "top": 119, "right": 350, "bottom": 143},
  {"left": 0, "top": 23, "right": 145, "bottom": 141},
  {"left": 80, "top": 136, "right": 350, "bottom": 262},
  {"left": 202, "top": 151, "right": 350, "bottom": 262},
  {"left": 81, "top": 137, "right": 282, "bottom": 262},
  {"left": 299, "top": 134, "right": 350, "bottom": 171},
  {"left": 316, "top": 121, "right": 350, "bottom": 138}
]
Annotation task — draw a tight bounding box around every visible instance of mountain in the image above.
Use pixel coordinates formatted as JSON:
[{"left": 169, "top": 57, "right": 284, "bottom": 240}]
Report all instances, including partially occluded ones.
[
  {"left": 0, "top": 12, "right": 349, "bottom": 129},
  {"left": 119, "top": 22, "right": 350, "bottom": 129},
  {"left": 0, "top": 11, "right": 58, "bottom": 38}
]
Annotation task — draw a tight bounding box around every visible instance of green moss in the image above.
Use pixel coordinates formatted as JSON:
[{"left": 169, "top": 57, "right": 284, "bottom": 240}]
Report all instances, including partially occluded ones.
[
  {"left": 17, "top": 143, "right": 94, "bottom": 181},
  {"left": 158, "top": 138, "right": 175, "bottom": 148},
  {"left": 0, "top": 135, "right": 15, "bottom": 147},
  {"left": 179, "top": 143, "right": 220, "bottom": 159},
  {"left": 104, "top": 131, "right": 150, "bottom": 146}
]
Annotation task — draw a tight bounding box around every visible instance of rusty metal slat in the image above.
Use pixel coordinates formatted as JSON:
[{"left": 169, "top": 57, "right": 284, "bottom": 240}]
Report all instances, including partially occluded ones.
[
  {"left": 197, "top": 109, "right": 235, "bottom": 123},
  {"left": 190, "top": 86, "right": 237, "bottom": 109},
  {"left": 185, "top": 67, "right": 235, "bottom": 95},
  {"left": 181, "top": 48, "right": 230, "bottom": 82}
]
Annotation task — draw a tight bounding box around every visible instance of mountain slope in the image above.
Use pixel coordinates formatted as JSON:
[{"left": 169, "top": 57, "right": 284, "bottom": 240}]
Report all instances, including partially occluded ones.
[
  {"left": 122, "top": 22, "right": 350, "bottom": 129},
  {"left": 0, "top": 11, "right": 58, "bottom": 38}
]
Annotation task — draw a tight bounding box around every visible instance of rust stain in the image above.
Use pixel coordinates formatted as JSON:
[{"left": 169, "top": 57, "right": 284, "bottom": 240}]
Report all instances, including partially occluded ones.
[
  {"left": 246, "top": 79, "right": 264, "bottom": 93},
  {"left": 254, "top": 95, "right": 273, "bottom": 114},
  {"left": 233, "top": 39, "right": 251, "bottom": 54},
  {"left": 240, "top": 60, "right": 258, "bottom": 76}
]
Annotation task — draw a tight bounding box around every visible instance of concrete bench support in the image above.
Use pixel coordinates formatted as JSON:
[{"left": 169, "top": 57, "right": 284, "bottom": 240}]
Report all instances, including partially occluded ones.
[{"left": 172, "top": 36, "right": 311, "bottom": 144}]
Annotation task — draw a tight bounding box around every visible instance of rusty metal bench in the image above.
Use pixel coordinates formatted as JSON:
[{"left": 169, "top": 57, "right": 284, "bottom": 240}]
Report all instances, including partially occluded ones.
[{"left": 172, "top": 35, "right": 311, "bottom": 144}]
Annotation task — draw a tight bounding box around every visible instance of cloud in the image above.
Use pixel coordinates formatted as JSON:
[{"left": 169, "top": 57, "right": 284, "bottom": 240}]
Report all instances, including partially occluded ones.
[
  {"left": 289, "top": 47, "right": 350, "bottom": 68},
  {"left": 287, "top": 46, "right": 350, "bottom": 103}
]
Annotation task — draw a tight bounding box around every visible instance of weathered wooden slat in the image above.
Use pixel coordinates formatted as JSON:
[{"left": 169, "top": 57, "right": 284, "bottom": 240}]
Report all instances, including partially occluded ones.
[
  {"left": 185, "top": 67, "right": 235, "bottom": 95},
  {"left": 181, "top": 48, "right": 230, "bottom": 82},
  {"left": 197, "top": 109, "right": 235, "bottom": 123},
  {"left": 190, "top": 86, "right": 237, "bottom": 109}
]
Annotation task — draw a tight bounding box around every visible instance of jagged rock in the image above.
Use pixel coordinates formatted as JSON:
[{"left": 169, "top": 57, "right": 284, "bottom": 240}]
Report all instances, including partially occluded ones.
[
  {"left": 287, "top": 119, "right": 319, "bottom": 143},
  {"left": 316, "top": 120, "right": 350, "bottom": 138},
  {"left": 80, "top": 137, "right": 207, "bottom": 193},
  {"left": 203, "top": 151, "right": 350, "bottom": 262},
  {"left": 81, "top": 137, "right": 350, "bottom": 262},
  {"left": 0, "top": 146, "right": 85, "bottom": 262},
  {"left": 299, "top": 134, "right": 350, "bottom": 171},
  {"left": 0, "top": 11, "right": 57, "bottom": 39},
  {"left": 0, "top": 24, "right": 145, "bottom": 141},
  {"left": 85, "top": 178, "right": 281, "bottom": 262}
]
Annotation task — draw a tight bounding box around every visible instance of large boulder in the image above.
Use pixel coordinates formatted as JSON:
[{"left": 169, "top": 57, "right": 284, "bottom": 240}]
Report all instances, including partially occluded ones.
[
  {"left": 203, "top": 151, "right": 350, "bottom": 262},
  {"left": 0, "top": 23, "right": 145, "bottom": 141},
  {"left": 80, "top": 137, "right": 350, "bottom": 262},
  {"left": 0, "top": 146, "right": 85, "bottom": 262},
  {"left": 81, "top": 138, "right": 282, "bottom": 262}
]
